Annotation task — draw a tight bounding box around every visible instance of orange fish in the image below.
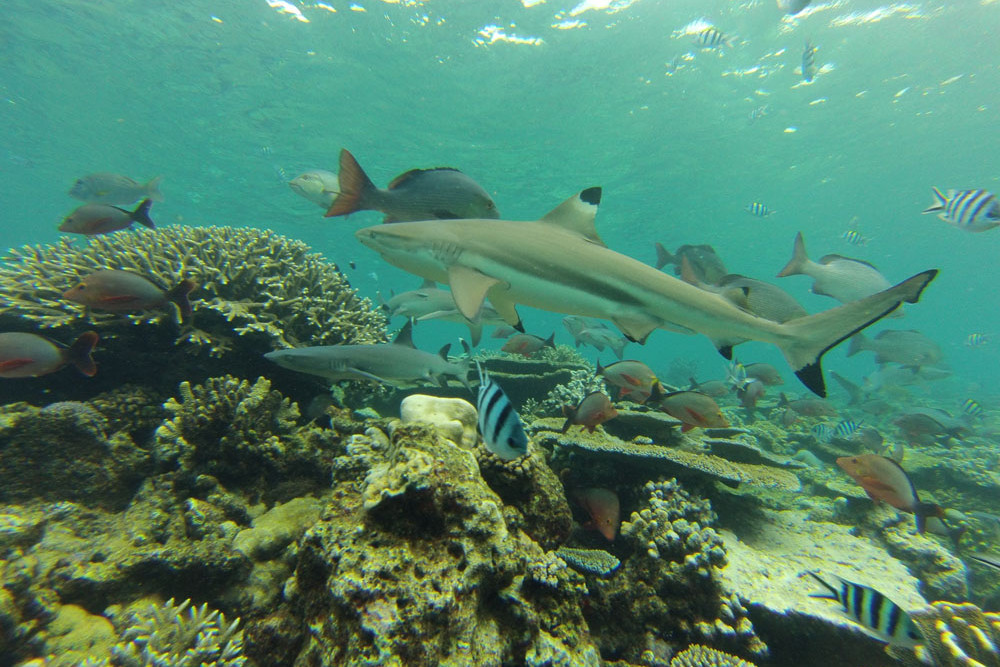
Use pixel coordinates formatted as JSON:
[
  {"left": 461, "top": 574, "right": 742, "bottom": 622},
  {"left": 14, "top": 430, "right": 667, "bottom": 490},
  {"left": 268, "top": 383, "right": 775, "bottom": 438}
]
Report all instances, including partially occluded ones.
[
  {"left": 597, "top": 359, "right": 659, "bottom": 403},
  {"left": 58, "top": 199, "right": 155, "bottom": 236},
  {"left": 561, "top": 391, "right": 618, "bottom": 433},
  {"left": 63, "top": 270, "right": 197, "bottom": 323},
  {"left": 501, "top": 332, "right": 555, "bottom": 357},
  {"left": 651, "top": 388, "right": 729, "bottom": 432},
  {"left": 573, "top": 487, "right": 620, "bottom": 541},
  {"left": 836, "top": 454, "right": 945, "bottom": 533},
  {"left": 0, "top": 331, "right": 98, "bottom": 378}
]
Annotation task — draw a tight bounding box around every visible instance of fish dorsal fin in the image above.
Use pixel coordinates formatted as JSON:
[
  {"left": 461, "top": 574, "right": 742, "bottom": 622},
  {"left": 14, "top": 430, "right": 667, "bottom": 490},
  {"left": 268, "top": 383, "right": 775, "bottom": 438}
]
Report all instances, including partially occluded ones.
[
  {"left": 819, "top": 254, "right": 880, "bottom": 271},
  {"left": 392, "top": 320, "right": 416, "bottom": 347},
  {"left": 448, "top": 265, "right": 501, "bottom": 320},
  {"left": 388, "top": 167, "right": 461, "bottom": 190},
  {"left": 420, "top": 278, "right": 437, "bottom": 289},
  {"left": 539, "top": 187, "right": 605, "bottom": 246}
]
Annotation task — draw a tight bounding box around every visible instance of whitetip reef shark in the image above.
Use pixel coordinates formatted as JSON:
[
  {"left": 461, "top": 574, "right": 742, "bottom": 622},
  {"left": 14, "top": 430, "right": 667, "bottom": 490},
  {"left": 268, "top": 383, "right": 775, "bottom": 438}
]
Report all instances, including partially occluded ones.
[{"left": 355, "top": 188, "right": 937, "bottom": 396}]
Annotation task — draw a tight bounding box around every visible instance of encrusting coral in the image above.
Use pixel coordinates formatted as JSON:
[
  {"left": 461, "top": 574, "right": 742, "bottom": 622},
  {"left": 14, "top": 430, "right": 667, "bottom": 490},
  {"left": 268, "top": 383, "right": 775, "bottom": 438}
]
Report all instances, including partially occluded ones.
[
  {"left": 0, "top": 225, "right": 386, "bottom": 354},
  {"left": 888, "top": 601, "right": 1000, "bottom": 667}
]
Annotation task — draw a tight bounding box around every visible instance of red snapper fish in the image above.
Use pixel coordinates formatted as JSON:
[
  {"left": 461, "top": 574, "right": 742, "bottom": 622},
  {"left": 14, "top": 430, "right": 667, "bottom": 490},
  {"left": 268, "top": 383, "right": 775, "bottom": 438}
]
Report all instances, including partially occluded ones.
[
  {"left": 572, "top": 487, "right": 620, "bottom": 541},
  {"left": 0, "top": 331, "right": 98, "bottom": 378},
  {"left": 836, "top": 454, "right": 948, "bottom": 534},
  {"left": 561, "top": 392, "right": 618, "bottom": 433},
  {"left": 63, "top": 270, "right": 197, "bottom": 323},
  {"left": 59, "top": 199, "right": 155, "bottom": 236}
]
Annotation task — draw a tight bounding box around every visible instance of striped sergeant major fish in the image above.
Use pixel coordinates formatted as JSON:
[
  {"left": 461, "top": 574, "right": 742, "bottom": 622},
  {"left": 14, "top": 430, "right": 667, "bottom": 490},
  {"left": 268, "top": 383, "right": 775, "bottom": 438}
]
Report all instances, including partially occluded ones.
[
  {"left": 807, "top": 572, "right": 924, "bottom": 648},
  {"left": 745, "top": 201, "right": 774, "bottom": 217},
  {"left": 923, "top": 188, "right": 1000, "bottom": 232},
  {"left": 695, "top": 26, "right": 734, "bottom": 49},
  {"left": 802, "top": 40, "right": 817, "bottom": 83},
  {"left": 834, "top": 419, "right": 862, "bottom": 439},
  {"left": 842, "top": 230, "right": 869, "bottom": 246},
  {"left": 962, "top": 398, "right": 983, "bottom": 419},
  {"left": 475, "top": 362, "right": 529, "bottom": 460}
]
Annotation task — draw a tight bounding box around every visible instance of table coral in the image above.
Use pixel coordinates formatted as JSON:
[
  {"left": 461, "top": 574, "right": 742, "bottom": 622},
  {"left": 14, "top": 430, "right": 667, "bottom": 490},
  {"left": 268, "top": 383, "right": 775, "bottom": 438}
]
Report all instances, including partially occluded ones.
[{"left": 0, "top": 225, "right": 386, "bottom": 354}]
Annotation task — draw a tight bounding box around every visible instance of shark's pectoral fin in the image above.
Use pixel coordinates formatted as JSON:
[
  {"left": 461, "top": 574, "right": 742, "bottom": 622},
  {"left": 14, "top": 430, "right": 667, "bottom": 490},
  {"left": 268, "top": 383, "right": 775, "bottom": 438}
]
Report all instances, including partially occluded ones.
[
  {"left": 488, "top": 293, "right": 522, "bottom": 330},
  {"left": 467, "top": 320, "right": 484, "bottom": 347},
  {"left": 612, "top": 316, "right": 660, "bottom": 344},
  {"left": 448, "top": 266, "right": 501, "bottom": 320},
  {"left": 716, "top": 345, "right": 734, "bottom": 360},
  {"left": 346, "top": 367, "right": 390, "bottom": 384}
]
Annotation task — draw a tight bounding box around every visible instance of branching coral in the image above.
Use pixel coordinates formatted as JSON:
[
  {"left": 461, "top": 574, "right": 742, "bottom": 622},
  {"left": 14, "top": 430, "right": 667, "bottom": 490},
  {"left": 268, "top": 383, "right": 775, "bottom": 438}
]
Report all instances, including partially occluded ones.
[
  {"left": 669, "top": 644, "right": 758, "bottom": 667},
  {"left": 0, "top": 226, "right": 386, "bottom": 355},
  {"left": 110, "top": 598, "right": 245, "bottom": 667},
  {"left": 555, "top": 547, "right": 620, "bottom": 576}
]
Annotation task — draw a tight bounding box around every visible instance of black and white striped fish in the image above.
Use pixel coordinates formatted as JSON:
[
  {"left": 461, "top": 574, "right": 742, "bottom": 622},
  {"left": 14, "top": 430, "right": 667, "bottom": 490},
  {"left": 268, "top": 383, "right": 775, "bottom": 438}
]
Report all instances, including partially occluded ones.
[
  {"left": 834, "top": 419, "right": 862, "bottom": 439},
  {"left": 842, "top": 229, "right": 869, "bottom": 246},
  {"left": 476, "top": 362, "right": 529, "bottom": 460},
  {"left": 695, "top": 26, "right": 733, "bottom": 49},
  {"left": 802, "top": 40, "right": 817, "bottom": 83},
  {"left": 923, "top": 188, "right": 1000, "bottom": 232},
  {"left": 745, "top": 201, "right": 774, "bottom": 217},
  {"left": 807, "top": 573, "right": 924, "bottom": 648},
  {"left": 962, "top": 398, "right": 984, "bottom": 419}
]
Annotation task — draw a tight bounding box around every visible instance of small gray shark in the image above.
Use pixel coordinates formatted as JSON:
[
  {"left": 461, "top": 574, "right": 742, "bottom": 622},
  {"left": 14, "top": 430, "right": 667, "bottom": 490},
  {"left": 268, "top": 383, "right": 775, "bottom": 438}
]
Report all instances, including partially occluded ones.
[
  {"left": 382, "top": 279, "right": 505, "bottom": 346},
  {"left": 264, "top": 320, "right": 471, "bottom": 390},
  {"left": 355, "top": 188, "right": 937, "bottom": 396}
]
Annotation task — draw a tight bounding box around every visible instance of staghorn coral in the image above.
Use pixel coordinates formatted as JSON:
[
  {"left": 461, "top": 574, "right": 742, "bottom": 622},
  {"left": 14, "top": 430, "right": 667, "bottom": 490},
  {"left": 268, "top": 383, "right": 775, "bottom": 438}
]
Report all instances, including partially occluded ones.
[
  {"left": 110, "top": 597, "right": 245, "bottom": 667},
  {"left": 530, "top": 367, "right": 608, "bottom": 419},
  {"left": 152, "top": 376, "right": 331, "bottom": 493},
  {"left": 0, "top": 225, "right": 386, "bottom": 355},
  {"left": 888, "top": 601, "right": 1000, "bottom": 667},
  {"left": 669, "top": 644, "right": 758, "bottom": 667}
]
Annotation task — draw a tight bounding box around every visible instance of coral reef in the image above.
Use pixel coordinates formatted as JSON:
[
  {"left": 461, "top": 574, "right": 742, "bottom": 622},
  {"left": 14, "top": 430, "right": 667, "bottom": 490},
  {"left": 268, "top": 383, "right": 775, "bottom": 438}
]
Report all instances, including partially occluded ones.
[
  {"left": 888, "top": 601, "right": 1000, "bottom": 667},
  {"left": 399, "top": 394, "right": 478, "bottom": 448},
  {"left": 670, "top": 644, "right": 758, "bottom": 667},
  {"left": 524, "top": 367, "right": 608, "bottom": 419},
  {"left": 153, "top": 376, "right": 332, "bottom": 494},
  {"left": 555, "top": 547, "right": 620, "bottom": 576},
  {"left": 0, "top": 400, "right": 150, "bottom": 509},
  {"left": 110, "top": 597, "right": 245, "bottom": 667},
  {"left": 0, "top": 226, "right": 385, "bottom": 352},
  {"left": 284, "top": 422, "right": 600, "bottom": 666}
]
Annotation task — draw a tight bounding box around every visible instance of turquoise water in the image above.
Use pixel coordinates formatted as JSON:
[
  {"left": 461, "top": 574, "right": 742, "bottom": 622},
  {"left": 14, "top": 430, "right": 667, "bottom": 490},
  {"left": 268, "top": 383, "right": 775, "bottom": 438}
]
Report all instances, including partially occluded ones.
[{"left": 1, "top": 0, "right": 999, "bottom": 393}]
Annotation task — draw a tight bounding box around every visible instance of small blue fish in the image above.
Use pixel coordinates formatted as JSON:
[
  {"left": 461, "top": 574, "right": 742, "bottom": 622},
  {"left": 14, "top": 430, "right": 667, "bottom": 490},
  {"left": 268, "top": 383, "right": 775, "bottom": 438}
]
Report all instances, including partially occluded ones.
[
  {"left": 802, "top": 40, "right": 817, "bottom": 83},
  {"left": 965, "top": 333, "right": 991, "bottom": 347},
  {"left": 842, "top": 230, "right": 869, "bottom": 246},
  {"left": 476, "top": 362, "right": 529, "bottom": 460},
  {"left": 745, "top": 202, "right": 774, "bottom": 217},
  {"left": 962, "top": 399, "right": 983, "bottom": 419},
  {"left": 923, "top": 188, "right": 1000, "bottom": 232},
  {"left": 695, "top": 27, "right": 733, "bottom": 50},
  {"left": 807, "top": 573, "right": 924, "bottom": 648}
]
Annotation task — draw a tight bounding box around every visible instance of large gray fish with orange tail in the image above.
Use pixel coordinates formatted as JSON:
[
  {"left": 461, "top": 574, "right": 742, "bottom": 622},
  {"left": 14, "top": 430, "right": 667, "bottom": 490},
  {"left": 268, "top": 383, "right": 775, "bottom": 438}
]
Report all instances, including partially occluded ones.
[{"left": 356, "top": 187, "right": 937, "bottom": 396}]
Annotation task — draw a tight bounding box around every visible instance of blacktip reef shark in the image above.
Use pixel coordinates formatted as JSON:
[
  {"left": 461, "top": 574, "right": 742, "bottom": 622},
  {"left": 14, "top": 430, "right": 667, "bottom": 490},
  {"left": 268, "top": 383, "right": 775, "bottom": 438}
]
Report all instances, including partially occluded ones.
[
  {"left": 355, "top": 188, "right": 938, "bottom": 396},
  {"left": 264, "top": 320, "right": 471, "bottom": 390}
]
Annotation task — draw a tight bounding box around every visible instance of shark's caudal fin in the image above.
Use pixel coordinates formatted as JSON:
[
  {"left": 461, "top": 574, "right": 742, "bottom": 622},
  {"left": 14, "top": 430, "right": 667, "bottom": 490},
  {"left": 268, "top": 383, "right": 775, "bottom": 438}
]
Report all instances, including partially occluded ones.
[{"left": 777, "top": 270, "right": 937, "bottom": 397}]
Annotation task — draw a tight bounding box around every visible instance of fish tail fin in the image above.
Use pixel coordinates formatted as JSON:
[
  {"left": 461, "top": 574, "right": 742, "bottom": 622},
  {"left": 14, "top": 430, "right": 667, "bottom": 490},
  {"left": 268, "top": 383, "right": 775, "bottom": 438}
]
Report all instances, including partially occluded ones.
[
  {"left": 326, "top": 149, "right": 376, "bottom": 218},
  {"left": 560, "top": 405, "right": 576, "bottom": 433},
  {"left": 132, "top": 198, "right": 155, "bottom": 229},
  {"left": 776, "top": 270, "right": 938, "bottom": 396},
  {"left": 776, "top": 231, "right": 810, "bottom": 277},
  {"left": 654, "top": 242, "right": 674, "bottom": 270},
  {"left": 830, "top": 371, "right": 862, "bottom": 404},
  {"left": 922, "top": 187, "right": 948, "bottom": 214},
  {"left": 66, "top": 331, "right": 99, "bottom": 377},
  {"left": 914, "top": 502, "right": 945, "bottom": 534},
  {"left": 145, "top": 176, "right": 165, "bottom": 202},
  {"left": 457, "top": 353, "right": 473, "bottom": 393},
  {"left": 166, "top": 279, "right": 198, "bottom": 324},
  {"left": 805, "top": 571, "right": 840, "bottom": 601},
  {"left": 466, "top": 320, "right": 483, "bottom": 347},
  {"left": 846, "top": 333, "right": 866, "bottom": 357},
  {"left": 544, "top": 332, "right": 556, "bottom": 349},
  {"left": 610, "top": 338, "right": 626, "bottom": 360}
]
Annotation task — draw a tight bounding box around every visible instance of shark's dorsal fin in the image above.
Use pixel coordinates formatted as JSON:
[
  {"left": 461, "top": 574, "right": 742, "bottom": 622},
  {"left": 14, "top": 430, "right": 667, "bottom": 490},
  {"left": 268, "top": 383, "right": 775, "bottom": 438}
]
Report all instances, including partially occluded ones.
[
  {"left": 437, "top": 343, "right": 451, "bottom": 360},
  {"left": 392, "top": 320, "right": 416, "bottom": 347},
  {"left": 539, "top": 187, "right": 605, "bottom": 246},
  {"left": 448, "top": 265, "right": 500, "bottom": 320}
]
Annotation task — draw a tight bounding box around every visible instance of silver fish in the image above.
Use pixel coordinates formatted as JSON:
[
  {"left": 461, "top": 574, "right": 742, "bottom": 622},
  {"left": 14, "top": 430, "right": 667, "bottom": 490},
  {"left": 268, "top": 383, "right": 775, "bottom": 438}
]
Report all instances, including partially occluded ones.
[
  {"left": 801, "top": 40, "right": 817, "bottom": 83},
  {"left": 476, "top": 362, "right": 528, "bottom": 460},
  {"left": 807, "top": 573, "right": 924, "bottom": 648},
  {"left": 847, "top": 330, "right": 943, "bottom": 369},
  {"left": 69, "top": 173, "right": 163, "bottom": 205},
  {"left": 383, "top": 280, "right": 503, "bottom": 346},
  {"left": 289, "top": 169, "right": 340, "bottom": 208},
  {"left": 264, "top": 321, "right": 471, "bottom": 390},
  {"left": 654, "top": 242, "right": 728, "bottom": 284},
  {"left": 777, "top": 232, "right": 893, "bottom": 305}
]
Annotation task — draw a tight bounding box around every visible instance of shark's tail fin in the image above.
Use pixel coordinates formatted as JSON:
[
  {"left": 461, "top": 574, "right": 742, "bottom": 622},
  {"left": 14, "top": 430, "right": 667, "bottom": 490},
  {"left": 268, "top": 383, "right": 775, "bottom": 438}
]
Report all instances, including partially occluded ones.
[
  {"left": 776, "top": 270, "right": 937, "bottom": 396},
  {"left": 325, "top": 149, "right": 377, "bottom": 218}
]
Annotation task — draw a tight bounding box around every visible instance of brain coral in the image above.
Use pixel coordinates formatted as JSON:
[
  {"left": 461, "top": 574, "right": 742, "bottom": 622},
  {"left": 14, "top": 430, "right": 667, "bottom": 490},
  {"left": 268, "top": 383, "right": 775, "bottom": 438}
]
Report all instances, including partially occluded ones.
[{"left": 0, "top": 225, "right": 386, "bottom": 355}]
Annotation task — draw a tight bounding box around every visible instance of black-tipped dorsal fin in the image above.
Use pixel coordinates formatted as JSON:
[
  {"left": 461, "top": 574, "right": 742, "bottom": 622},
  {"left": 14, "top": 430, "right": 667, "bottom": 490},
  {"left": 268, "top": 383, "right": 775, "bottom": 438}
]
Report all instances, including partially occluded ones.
[
  {"left": 392, "top": 320, "right": 416, "bottom": 347},
  {"left": 539, "top": 187, "right": 605, "bottom": 246}
]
